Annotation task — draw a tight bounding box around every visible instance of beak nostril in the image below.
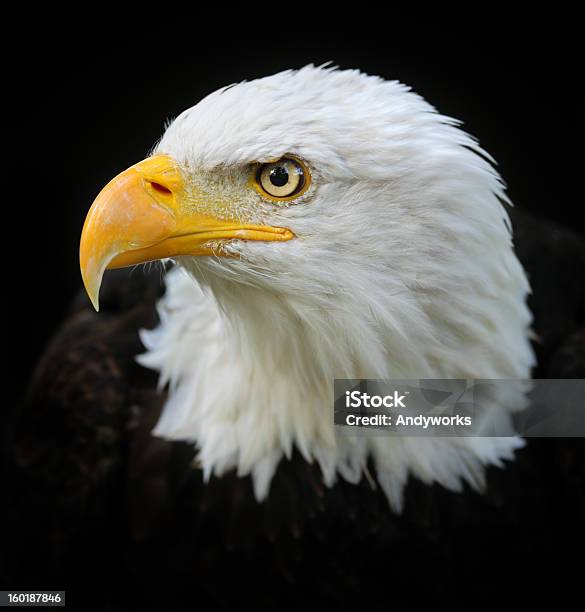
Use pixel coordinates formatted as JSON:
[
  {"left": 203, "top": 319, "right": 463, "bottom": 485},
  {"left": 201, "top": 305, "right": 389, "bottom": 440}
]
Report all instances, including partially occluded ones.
[{"left": 149, "top": 181, "right": 172, "bottom": 196}]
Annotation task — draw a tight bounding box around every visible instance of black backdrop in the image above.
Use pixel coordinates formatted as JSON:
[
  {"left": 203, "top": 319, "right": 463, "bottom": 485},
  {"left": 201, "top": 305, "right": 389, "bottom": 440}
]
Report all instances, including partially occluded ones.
[{"left": 8, "top": 19, "right": 581, "bottom": 402}]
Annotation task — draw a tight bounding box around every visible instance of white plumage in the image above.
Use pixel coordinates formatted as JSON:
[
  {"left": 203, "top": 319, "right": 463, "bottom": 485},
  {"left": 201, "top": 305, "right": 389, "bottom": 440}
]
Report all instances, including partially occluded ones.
[{"left": 137, "top": 65, "right": 534, "bottom": 511}]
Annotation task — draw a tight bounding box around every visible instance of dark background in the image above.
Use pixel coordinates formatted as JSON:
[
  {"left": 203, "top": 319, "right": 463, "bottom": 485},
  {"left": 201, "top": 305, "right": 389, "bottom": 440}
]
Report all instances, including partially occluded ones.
[
  {"left": 7, "top": 19, "right": 581, "bottom": 402},
  {"left": 2, "top": 17, "right": 583, "bottom": 610}
]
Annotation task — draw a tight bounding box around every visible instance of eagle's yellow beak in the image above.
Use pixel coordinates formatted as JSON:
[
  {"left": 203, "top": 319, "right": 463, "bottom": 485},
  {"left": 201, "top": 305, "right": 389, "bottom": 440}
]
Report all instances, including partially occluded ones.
[{"left": 79, "top": 155, "right": 293, "bottom": 311}]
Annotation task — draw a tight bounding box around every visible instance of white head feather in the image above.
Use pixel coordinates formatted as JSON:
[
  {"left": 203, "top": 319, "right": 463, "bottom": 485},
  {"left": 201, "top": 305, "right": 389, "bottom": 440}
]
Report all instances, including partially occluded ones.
[{"left": 137, "top": 65, "right": 535, "bottom": 511}]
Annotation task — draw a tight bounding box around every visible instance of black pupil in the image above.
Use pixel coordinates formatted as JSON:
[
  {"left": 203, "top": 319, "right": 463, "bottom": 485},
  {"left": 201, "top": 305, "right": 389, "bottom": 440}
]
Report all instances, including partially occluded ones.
[{"left": 269, "top": 165, "right": 289, "bottom": 187}]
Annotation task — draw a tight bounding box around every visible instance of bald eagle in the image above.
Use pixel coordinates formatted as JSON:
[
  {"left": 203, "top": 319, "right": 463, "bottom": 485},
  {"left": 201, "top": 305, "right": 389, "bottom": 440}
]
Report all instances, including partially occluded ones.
[
  {"left": 9, "top": 66, "right": 585, "bottom": 609},
  {"left": 80, "top": 65, "right": 534, "bottom": 510}
]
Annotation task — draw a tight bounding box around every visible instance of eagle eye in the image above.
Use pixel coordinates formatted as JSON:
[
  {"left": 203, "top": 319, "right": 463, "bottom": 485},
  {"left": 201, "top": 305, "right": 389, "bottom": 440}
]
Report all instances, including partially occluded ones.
[{"left": 253, "top": 157, "right": 310, "bottom": 201}]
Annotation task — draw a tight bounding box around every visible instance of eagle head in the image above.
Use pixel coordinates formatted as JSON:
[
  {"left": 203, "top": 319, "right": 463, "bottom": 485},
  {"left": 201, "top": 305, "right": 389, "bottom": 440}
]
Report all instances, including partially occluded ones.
[{"left": 79, "top": 65, "right": 534, "bottom": 511}]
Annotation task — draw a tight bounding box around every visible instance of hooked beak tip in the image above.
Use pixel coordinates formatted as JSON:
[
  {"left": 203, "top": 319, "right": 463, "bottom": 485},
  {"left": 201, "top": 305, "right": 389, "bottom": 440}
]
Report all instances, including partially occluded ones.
[
  {"left": 90, "top": 295, "right": 100, "bottom": 313},
  {"left": 80, "top": 258, "right": 104, "bottom": 312}
]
